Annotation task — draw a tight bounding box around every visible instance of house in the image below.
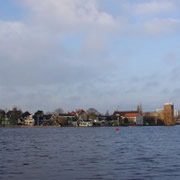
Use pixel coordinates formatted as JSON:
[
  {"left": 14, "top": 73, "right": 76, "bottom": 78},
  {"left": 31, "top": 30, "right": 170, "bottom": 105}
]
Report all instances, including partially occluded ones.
[
  {"left": 24, "top": 115, "right": 35, "bottom": 126},
  {"left": 76, "top": 109, "right": 88, "bottom": 121},
  {"left": 1, "top": 116, "right": 10, "bottom": 126},
  {"left": 50, "top": 113, "right": 76, "bottom": 126},
  {"left": 17, "top": 111, "right": 31, "bottom": 125},
  {"left": 33, "top": 114, "right": 52, "bottom": 126},
  {"left": 114, "top": 111, "right": 143, "bottom": 125},
  {"left": 68, "top": 109, "right": 90, "bottom": 126},
  {"left": 176, "top": 114, "right": 180, "bottom": 125},
  {"left": 123, "top": 112, "right": 143, "bottom": 125},
  {"left": 95, "top": 115, "right": 116, "bottom": 126},
  {"left": 58, "top": 114, "right": 76, "bottom": 126},
  {"left": 41, "top": 115, "right": 52, "bottom": 125}
]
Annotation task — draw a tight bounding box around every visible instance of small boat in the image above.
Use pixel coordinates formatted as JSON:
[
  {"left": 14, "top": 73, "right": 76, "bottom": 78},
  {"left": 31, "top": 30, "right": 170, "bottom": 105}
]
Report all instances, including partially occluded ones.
[{"left": 79, "top": 121, "right": 93, "bottom": 127}]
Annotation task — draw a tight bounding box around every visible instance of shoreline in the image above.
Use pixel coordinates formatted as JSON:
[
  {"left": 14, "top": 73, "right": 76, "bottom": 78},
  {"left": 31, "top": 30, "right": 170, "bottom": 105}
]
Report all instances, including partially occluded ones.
[{"left": 0, "top": 125, "right": 177, "bottom": 128}]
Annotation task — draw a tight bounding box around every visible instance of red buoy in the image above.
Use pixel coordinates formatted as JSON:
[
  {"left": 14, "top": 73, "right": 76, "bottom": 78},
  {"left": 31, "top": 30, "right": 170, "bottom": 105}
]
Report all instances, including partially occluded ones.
[{"left": 115, "top": 128, "right": 119, "bottom": 131}]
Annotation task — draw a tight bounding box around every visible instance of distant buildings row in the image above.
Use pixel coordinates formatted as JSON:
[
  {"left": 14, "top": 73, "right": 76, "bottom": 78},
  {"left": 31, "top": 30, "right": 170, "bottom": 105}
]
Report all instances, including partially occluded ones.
[
  {"left": 0, "top": 103, "right": 179, "bottom": 127},
  {"left": 143, "top": 103, "right": 176, "bottom": 126}
]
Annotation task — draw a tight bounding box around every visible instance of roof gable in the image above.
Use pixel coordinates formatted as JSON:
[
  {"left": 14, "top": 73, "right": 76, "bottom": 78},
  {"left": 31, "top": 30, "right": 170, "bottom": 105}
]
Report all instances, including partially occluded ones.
[{"left": 124, "top": 113, "right": 138, "bottom": 118}]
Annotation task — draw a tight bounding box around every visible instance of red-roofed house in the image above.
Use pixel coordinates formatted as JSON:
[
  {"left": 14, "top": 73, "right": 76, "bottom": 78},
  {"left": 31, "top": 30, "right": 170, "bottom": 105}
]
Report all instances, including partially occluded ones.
[
  {"left": 114, "top": 111, "right": 143, "bottom": 125},
  {"left": 75, "top": 109, "right": 88, "bottom": 121},
  {"left": 123, "top": 112, "right": 143, "bottom": 125}
]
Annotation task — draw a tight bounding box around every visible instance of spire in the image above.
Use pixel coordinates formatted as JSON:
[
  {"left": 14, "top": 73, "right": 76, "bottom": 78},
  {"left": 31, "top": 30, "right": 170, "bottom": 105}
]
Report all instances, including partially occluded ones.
[
  {"left": 116, "top": 106, "right": 120, "bottom": 112},
  {"left": 137, "top": 104, "right": 142, "bottom": 114}
]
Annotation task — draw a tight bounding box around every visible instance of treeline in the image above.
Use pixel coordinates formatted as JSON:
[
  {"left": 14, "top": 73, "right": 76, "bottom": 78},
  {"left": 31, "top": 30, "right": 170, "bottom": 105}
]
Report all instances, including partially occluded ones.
[{"left": 0, "top": 107, "right": 103, "bottom": 126}]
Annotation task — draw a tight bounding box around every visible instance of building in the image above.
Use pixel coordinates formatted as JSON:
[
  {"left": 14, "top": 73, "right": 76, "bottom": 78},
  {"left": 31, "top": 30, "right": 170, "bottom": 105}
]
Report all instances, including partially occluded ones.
[
  {"left": 163, "top": 103, "right": 175, "bottom": 126},
  {"left": 50, "top": 113, "right": 76, "bottom": 126},
  {"left": 143, "top": 112, "right": 160, "bottom": 125},
  {"left": 143, "top": 109, "right": 164, "bottom": 125},
  {"left": 143, "top": 103, "right": 175, "bottom": 126},
  {"left": 124, "top": 112, "right": 143, "bottom": 125},
  {"left": 79, "top": 120, "right": 93, "bottom": 127},
  {"left": 24, "top": 115, "right": 35, "bottom": 126},
  {"left": 1, "top": 116, "right": 10, "bottom": 126},
  {"left": 58, "top": 114, "right": 75, "bottom": 126},
  {"left": 95, "top": 115, "right": 116, "bottom": 126},
  {"left": 113, "top": 111, "right": 143, "bottom": 125},
  {"left": 174, "top": 110, "right": 179, "bottom": 118}
]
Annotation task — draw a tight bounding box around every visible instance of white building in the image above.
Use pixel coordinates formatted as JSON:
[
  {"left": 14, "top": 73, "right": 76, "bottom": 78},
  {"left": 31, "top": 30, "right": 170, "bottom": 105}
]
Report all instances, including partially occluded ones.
[
  {"left": 24, "top": 115, "right": 35, "bottom": 126},
  {"left": 174, "top": 110, "right": 179, "bottom": 118}
]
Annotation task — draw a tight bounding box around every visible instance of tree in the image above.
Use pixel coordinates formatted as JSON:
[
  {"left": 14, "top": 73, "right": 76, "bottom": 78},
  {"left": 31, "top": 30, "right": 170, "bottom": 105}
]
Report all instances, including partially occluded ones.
[
  {"left": 54, "top": 108, "right": 64, "bottom": 114},
  {"left": 86, "top": 108, "right": 100, "bottom": 121},
  {"left": 22, "top": 111, "right": 31, "bottom": 119},
  {"left": 34, "top": 110, "right": 44, "bottom": 117},
  {"left": 33, "top": 110, "right": 44, "bottom": 126},
  {"left": 86, "top": 108, "right": 100, "bottom": 115},
  {"left": 51, "top": 114, "right": 66, "bottom": 126},
  {"left": 0, "top": 109, "right": 5, "bottom": 125},
  {"left": 7, "top": 107, "right": 22, "bottom": 125}
]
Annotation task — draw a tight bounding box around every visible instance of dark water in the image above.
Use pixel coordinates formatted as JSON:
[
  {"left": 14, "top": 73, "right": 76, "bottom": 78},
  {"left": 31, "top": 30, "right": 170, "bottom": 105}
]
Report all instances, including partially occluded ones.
[{"left": 1, "top": 126, "right": 180, "bottom": 180}]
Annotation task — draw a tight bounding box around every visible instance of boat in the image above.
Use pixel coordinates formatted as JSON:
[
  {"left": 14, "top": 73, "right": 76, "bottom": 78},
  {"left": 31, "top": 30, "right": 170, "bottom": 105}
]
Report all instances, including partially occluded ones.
[{"left": 79, "top": 121, "right": 93, "bottom": 127}]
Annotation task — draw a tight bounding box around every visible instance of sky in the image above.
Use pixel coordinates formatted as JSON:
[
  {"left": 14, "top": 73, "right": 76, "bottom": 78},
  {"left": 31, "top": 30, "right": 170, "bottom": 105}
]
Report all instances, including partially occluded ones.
[{"left": 0, "top": 0, "right": 180, "bottom": 114}]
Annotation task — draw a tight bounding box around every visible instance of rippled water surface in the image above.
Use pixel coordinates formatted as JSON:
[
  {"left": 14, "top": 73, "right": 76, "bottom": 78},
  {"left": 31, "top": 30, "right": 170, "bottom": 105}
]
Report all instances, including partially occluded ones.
[{"left": 1, "top": 126, "right": 180, "bottom": 180}]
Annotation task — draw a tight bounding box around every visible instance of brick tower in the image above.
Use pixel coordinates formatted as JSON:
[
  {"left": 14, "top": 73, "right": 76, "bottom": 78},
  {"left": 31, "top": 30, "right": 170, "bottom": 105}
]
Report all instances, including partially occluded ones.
[{"left": 163, "top": 103, "right": 175, "bottom": 126}]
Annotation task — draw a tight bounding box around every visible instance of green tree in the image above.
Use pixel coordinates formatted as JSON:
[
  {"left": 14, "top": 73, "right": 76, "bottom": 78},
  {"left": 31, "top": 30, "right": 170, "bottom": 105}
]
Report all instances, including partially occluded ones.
[
  {"left": 33, "top": 110, "right": 44, "bottom": 126},
  {"left": 0, "top": 109, "right": 5, "bottom": 125},
  {"left": 7, "top": 107, "right": 22, "bottom": 125},
  {"left": 34, "top": 110, "right": 44, "bottom": 117}
]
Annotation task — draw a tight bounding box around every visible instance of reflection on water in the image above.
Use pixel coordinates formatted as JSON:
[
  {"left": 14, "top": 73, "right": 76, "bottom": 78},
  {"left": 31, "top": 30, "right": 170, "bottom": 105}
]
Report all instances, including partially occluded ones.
[{"left": 1, "top": 126, "right": 180, "bottom": 180}]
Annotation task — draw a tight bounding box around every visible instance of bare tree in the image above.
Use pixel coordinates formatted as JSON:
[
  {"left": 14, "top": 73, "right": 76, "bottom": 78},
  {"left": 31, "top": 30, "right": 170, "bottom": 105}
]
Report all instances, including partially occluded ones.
[
  {"left": 86, "top": 108, "right": 100, "bottom": 121},
  {"left": 54, "top": 108, "right": 64, "bottom": 114},
  {"left": 86, "top": 108, "right": 100, "bottom": 115}
]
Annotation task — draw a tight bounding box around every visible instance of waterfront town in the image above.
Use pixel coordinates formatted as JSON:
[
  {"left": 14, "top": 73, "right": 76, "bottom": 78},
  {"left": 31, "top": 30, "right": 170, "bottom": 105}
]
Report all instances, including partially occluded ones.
[{"left": 0, "top": 103, "right": 179, "bottom": 127}]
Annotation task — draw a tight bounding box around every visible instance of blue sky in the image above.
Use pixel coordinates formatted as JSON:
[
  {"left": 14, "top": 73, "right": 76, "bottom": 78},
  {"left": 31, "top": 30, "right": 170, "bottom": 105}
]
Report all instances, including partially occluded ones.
[
  {"left": 0, "top": 0, "right": 180, "bottom": 113},
  {"left": 0, "top": 0, "right": 25, "bottom": 20}
]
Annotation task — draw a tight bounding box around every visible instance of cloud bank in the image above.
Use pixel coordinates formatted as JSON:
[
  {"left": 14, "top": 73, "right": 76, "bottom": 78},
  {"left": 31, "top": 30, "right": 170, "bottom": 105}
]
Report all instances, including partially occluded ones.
[{"left": 0, "top": 0, "right": 180, "bottom": 113}]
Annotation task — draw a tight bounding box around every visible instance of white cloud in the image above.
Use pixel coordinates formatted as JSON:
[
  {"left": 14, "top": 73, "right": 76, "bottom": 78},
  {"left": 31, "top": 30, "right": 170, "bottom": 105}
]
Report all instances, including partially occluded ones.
[
  {"left": 0, "top": 0, "right": 180, "bottom": 112},
  {"left": 134, "top": 1, "right": 176, "bottom": 15},
  {"left": 0, "top": 20, "right": 23, "bottom": 37},
  {"left": 0, "top": 1, "right": 122, "bottom": 112},
  {"left": 19, "top": 0, "right": 124, "bottom": 56},
  {"left": 145, "top": 18, "right": 180, "bottom": 35},
  {"left": 21, "top": 0, "right": 119, "bottom": 33},
  {"left": 0, "top": 21, "right": 25, "bottom": 62}
]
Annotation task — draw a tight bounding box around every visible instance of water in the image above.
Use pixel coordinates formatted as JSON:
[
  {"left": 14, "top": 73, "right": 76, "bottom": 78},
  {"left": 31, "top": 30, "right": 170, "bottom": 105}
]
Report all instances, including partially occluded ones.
[{"left": 1, "top": 126, "right": 180, "bottom": 180}]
